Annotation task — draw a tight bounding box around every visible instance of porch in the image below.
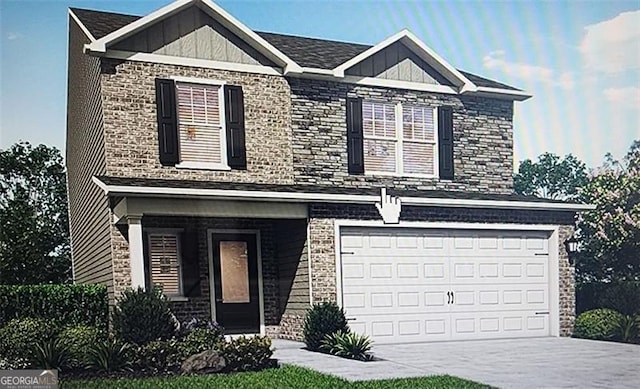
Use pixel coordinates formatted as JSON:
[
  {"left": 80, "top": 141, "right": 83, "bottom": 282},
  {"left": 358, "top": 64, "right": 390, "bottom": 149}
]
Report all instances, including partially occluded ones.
[{"left": 111, "top": 196, "right": 310, "bottom": 339}]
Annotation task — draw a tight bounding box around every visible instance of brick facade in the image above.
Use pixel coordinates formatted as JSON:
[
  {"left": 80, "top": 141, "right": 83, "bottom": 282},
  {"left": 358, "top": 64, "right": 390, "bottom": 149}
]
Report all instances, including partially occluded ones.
[
  {"left": 307, "top": 204, "right": 576, "bottom": 336},
  {"left": 110, "top": 216, "right": 281, "bottom": 331},
  {"left": 289, "top": 78, "right": 514, "bottom": 193},
  {"left": 97, "top": 59, "right": 576, "bottom": 340},
  {"left": 100, "top": 59, "right": 294, "bottom": 185}
]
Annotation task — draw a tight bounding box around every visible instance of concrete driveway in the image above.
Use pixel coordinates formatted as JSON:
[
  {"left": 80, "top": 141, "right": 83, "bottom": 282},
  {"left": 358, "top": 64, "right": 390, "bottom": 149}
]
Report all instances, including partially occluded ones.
[{"left": 273, "top": 337, "right": 640, "bottom": 388}]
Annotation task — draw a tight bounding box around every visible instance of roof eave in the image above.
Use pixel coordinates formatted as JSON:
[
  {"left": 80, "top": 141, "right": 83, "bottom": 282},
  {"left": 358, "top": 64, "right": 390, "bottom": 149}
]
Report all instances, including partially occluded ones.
[
  {"left": 92, "top": 177, "right": 594, "bottom": 212},
  {"left": 332, "top": 29, "right": 477, "bottom": 93},
  {"left": 467, "top": 86, "right": 533, "bottom": 101},
  {"left": 82, "top": 0, "right": 302, "bottom": 73}
]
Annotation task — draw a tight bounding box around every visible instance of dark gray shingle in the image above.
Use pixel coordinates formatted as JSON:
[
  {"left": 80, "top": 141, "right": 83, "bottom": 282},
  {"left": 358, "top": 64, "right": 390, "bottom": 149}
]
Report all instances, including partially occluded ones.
[{"left": 70, "top": 7, "right": 519, "bottom": 90}]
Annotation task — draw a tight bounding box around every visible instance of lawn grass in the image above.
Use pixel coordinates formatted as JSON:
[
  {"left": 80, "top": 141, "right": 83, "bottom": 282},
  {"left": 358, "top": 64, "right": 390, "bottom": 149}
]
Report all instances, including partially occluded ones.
[{"left": 60, "top": 365, "right": 491, "bottom": 389}]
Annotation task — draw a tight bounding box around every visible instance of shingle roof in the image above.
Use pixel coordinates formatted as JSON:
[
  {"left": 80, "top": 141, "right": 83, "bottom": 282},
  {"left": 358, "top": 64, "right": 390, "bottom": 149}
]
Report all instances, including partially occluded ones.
[
  {"left": 70, "top": 8, "right": 139, "bottom": 40},
  {"left": 70, "top": 7, "right": 519, "bottom": 91},
  {"left": 96, "top": 176, "right": 570, "bottom": 205},
  {"left": 256, "top": 31, "right": 371, "bottom": 70}
]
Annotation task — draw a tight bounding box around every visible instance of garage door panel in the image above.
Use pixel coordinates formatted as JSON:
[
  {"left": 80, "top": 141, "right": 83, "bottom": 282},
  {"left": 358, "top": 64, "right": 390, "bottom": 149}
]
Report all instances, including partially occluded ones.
[
  {"left": 449, "top": 256, "right": 548, "bottom": 285},
  {"left": 450, "top": 284, "right": 549, "bottom": 313},
  {"left": 340, "top": 227, "right": 552, "bottom": 343},
  {"left": 451, "top": 311, "right": 550, "bottom": 340},
  {"left": 342, "top": 285, "right": 450, "bottom": 315},
  {"left": 349, "top": 313, "right": 452, "bottom": 344}
]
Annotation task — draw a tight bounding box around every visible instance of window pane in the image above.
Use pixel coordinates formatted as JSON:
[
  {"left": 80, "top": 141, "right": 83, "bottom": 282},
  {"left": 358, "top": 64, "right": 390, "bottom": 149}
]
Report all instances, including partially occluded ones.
[
  {"left": 363, "top": 101, "right": 395, "bottom": 139},
  {"left": 403, "top": 142, "right": 435, "bottom": 175},
  {"left": 149, "top": 235, "right": 180, "bottom": 296},
  {"left": 403, "top": 106, "right": 434, "bottom": 141},
  {"left": 179, "top": 124, "right": 222, "bottom": 164},
  {"left": 364, "top": 139, "right": 396, "bottom": 172},
  {"left": 176, "top": 83, "right": 220, "bottom": 126},
  {"left": 219, "top": 241, "right": 250, "bottom": 303}
]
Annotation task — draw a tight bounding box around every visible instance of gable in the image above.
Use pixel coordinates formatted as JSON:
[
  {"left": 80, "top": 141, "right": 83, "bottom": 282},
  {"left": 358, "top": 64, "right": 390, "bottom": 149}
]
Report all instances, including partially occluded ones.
[
  {"left": 111, "top": 6, "right": 276, "bottom": 66},
  {"left": 345, "top": 42, "right": 452, "bottom": 85}
]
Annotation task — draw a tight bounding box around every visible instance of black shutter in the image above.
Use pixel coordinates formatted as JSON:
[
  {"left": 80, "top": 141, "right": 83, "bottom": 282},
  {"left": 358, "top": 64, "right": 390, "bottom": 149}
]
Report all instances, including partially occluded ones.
[
  {"left": 181, "top": 230, "right": 201, "bottom": 298},
  {"left": 224, "top": 85, "right": 246, "bottom": 169},
  {"left": 346, "top": 97, "right": 364, "bottom": 174},
  {"left": 438, "top": 106, "right": 454, "bottom": 180},
  {"left": 155, "top": 78, "right": 179, "bottom": 166}
]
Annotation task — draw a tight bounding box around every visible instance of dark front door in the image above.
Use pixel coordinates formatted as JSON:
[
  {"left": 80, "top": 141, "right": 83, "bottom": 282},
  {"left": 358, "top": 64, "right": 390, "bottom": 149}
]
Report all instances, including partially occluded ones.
[{"left": 211, "top": 233, "right": 260, "bottom": 333}]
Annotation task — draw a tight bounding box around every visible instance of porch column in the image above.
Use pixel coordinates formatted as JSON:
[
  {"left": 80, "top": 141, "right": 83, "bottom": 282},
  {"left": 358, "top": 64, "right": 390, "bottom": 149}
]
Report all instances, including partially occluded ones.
[{"left": 127, "top": 215, "right": 146, "bottom": 290}]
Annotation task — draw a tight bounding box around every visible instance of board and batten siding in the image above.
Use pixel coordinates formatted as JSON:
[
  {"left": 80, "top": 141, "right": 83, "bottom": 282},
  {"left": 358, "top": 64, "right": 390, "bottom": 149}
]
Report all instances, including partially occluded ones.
[
  {"left": 112, "top": 6, "right": 275, "bottom": 66},
  {"left": 275, "top": 220, "right": 310, "bottom": 316},
  {"left": 345, "top": 41, "right": 451, "bottom": 85},
  {"left": 66, "top": 17, "right": 114, "bottom": 301}
]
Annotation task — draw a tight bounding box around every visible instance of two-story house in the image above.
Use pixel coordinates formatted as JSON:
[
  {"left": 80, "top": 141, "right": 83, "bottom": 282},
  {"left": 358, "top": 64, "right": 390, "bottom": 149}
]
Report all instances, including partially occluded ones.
[{"left": 66, "top": 0, "right": 591, "bottom": 343}]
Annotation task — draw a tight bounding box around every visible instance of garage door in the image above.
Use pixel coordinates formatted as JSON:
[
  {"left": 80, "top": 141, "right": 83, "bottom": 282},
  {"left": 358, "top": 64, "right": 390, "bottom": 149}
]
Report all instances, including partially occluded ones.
[{"left": 340, "top": 228, "right": 552, "bottom": 344}]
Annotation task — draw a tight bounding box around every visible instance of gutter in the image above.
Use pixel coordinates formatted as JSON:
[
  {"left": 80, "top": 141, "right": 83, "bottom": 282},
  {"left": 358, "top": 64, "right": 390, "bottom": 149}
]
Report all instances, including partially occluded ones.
[{"left": 92, "top": 177, "right": 595, "bottom": 212}]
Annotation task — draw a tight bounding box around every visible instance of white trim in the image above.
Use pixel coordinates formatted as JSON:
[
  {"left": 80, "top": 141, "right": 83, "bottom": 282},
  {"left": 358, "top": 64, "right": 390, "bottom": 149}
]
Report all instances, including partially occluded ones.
[
  {"left": 207, "top": 229, "right": 265, "bottom": 336},
  {"left": 84, "top": 0, "right": 301, "bottom": 73},
  {"left": 101, "top": 50, "right": 284, "bottom": 76},
  {"left": 92, "top": 177, "right": 595, "bottom": 212},
  {"left": 68, "top": 9, "right": 96, "bottom": 42},
  {"left": 127, "top": 215, "right": 146, "bottom": 290},
  {"left": 344, "top": 75, "right": 459, "bottom": 95},
  {"left": 333, "top": 220, "right": 561, "bottom": 338},
  {"left": 333, "top": 30, "right": 476, "bottom": 93},
  {"left": 472, "top": 86, "right": 532, "bottom": 101},
  {"left": 175, "top": 162, "right": 231, "bottom": 171},
  {"left": 114, "top": 197, "right": 308, "bottom": 220},
  {"left": 306, "top": 219, "right": 314, "bottom": 306},
  {"left": 170, "top": 76, "right": 227, "bottom": 86}
]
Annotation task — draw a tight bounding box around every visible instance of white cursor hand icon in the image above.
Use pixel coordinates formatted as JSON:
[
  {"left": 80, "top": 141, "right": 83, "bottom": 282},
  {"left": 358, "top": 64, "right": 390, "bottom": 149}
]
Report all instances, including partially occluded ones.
[{"left": 375, "top": 188, "right": 401, "bottom": 224}]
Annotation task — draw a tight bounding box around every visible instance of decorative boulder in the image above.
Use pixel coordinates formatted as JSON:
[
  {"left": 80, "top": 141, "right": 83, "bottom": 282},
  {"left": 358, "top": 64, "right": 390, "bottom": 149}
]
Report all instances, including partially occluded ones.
[{"left": 181, "top": 349, "right": 226, "bottom": 374}]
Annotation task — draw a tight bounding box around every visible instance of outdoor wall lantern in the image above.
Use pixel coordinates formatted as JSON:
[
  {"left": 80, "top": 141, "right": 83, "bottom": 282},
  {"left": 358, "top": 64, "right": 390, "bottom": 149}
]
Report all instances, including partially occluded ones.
[{"left": 564, "top": 235, "right": 579, "bottom": 265}]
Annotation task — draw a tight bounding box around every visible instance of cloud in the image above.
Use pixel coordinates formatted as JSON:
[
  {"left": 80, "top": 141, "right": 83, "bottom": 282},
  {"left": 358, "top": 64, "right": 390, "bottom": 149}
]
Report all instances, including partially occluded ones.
[
  {"left": 6, "top": 32, "right": 23, "bottom": 41},
  {"left": 603, "top": 87, "right": 640, "bottom": 109},
  {"left": 483, "top": 50, "right": 575, "bottom": 90},
  {"left": 579, "top": 10, "right": 640, "bottom": 74}
]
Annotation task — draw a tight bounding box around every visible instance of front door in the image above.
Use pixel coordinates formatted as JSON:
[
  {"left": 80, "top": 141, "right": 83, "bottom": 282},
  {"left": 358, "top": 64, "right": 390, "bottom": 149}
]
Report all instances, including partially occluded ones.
[{"left": 211, "top": 233, "right": 260, "bottom": 334}]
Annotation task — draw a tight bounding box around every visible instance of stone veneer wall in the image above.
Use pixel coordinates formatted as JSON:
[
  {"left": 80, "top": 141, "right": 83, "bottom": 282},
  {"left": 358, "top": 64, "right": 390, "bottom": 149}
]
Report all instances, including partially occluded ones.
[
  {"left": 307, "top": 204, "right": 577, "bottom": 336},
  {"left": 288, "top": 78, "right": 515, "bottom": 193},
  {"left": 99, "top": 59, "right": 293, "bottom": 184},
  {"left": 109, "top": 216, "right": 281, "bottom": 335}
]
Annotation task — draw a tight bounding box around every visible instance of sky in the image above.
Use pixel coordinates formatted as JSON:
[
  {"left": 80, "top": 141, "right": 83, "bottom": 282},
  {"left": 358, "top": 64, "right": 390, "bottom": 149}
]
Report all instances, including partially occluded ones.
[{"left": 1, "top": 0, "right": 638, "bottom": 170}]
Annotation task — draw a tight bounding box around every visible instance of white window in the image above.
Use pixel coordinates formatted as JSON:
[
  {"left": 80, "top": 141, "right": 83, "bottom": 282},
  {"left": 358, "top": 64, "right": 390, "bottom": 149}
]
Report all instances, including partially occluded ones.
[
  {"left": 148, "top": 233, "right": 182, "bottom": 296},
  {"left": 363, "top": 101, "right": 438, "bottom": 176},
  {"left": 175, "top": 81, "right": 227, "bottom": 169}
]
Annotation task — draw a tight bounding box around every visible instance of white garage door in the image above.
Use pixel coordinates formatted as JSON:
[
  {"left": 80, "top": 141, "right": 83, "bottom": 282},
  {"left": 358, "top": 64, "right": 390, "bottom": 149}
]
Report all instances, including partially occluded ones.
[{"left": 340, "top": 228, "right": 552, "bottom": 344}]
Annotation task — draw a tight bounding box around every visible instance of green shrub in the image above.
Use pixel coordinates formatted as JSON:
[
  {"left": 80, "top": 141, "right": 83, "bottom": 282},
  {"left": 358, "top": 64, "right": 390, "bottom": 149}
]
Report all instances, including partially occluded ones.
[
  {"left": 574, "top": 308, "right": 624, "bottom": 340},
  {"left": 112, "top": 287, "right": 177, "bottom": 345},
  {"left": 134, "top": 339, "right": 182, "bottom": 373},
  {"left": 221, "top": 336, "right": 272, "bottom": 372},
  {"left": 179, "top": 328, "right": 225, "bottom": 358},
  {"left": 303, "top": 302, "right": 348, "bottom": 351},
  {"left": 31, "top": 338, "right": 74, "bottom": 371},
  {"left": 57, "top": 325, "right": 105, "bottom": 367},
  {"left": 0, "top": 284, "right": 108, "bottom": 329},
  {"left": 320, "top": 331, "right": 373, "bottom": 361},
  {"left": 86, "top": 338, "right": 132, "bottom": 373},
  {"left": 0, "top": 318, "right": 57, "bottom": 364},
  {"left": 612, "top": 315, "right": 640, "bottom": 343}
]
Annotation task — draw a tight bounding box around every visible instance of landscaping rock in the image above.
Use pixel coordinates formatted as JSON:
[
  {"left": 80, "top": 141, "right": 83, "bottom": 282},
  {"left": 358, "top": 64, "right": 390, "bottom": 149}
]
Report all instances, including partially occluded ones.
[{"left": 180, "top": 349, "right": 226, "bottom": 374}]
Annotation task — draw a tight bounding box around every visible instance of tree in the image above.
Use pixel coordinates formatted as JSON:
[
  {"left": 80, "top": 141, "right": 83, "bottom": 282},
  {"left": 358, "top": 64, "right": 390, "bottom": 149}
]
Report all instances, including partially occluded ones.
[
  {"left": 576, "top": 141, "right": 640, "bottom": 283},
  {"left": 0, "top": 142, "right": 71, "bottom": 284},
  {"left": 514, "top": 153, "right": 588, "bottom": 200}
]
